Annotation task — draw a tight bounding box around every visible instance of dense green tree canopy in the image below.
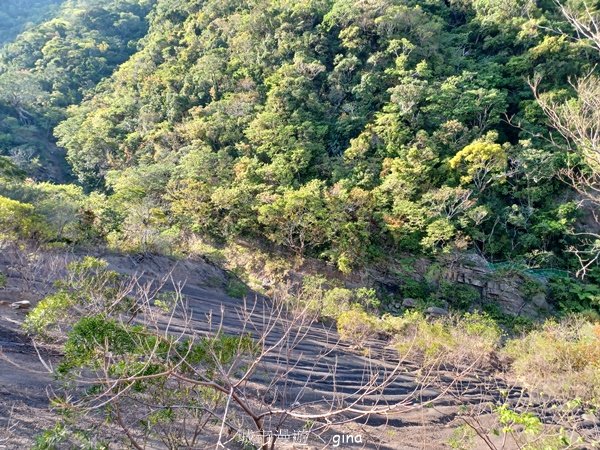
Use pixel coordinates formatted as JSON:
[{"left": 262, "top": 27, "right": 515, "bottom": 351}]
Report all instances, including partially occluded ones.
[
  {"left": 0, "top": 0, "right": 63, "bottom": 45},
  {"left": 49, "top": 0, "right": 598, "bottom": 272},
  {"left": 0, "top": 0, "right": 597, "bottom": 277},
  {"left": 0, "top": 0, "right": 155, "bottom": 181}
]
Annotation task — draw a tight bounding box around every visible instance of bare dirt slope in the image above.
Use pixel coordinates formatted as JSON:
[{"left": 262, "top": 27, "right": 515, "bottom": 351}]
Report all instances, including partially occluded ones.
[{"left": 0, "top": 248, "right": 512, "bottom": 449}]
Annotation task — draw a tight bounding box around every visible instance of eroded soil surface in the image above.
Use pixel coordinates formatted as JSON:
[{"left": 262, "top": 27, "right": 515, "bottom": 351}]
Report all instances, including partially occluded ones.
[{"left": 0, "top": 249, "right": 515, "bottom": 449}]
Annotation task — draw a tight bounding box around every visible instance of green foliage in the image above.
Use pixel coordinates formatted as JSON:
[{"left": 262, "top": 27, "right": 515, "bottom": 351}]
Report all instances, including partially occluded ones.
[
  {"left": 25, "top": 256, "right": 128, "bottom": 339},
  {"left": 449, "top": 132, "right": 507, "bottom": 192},
  {"left": 448, "top": 424, "right": 476, "bottom": 450},
  {"left": 354, "top": 287, "right": 381, "bottom": 310},
  {"left": 225, "top": 278, "right": 249, "bottom": 299},
  {"left": 399, "top": 277, "right": 431, "bottom": 300},
  {"left": 494, "top": 403, "right": 542, "bottom": 435},
  {"left": 258, "top": 180, "right": 328, "bottom": 256},
  {"left": 438, "top": 282, "right": 480, "bottom": 311},
  {"left": 32, "top": 422, "right": 109, "bottom": 450},
  {"left": 385, "top": 311, "right": 502, "bottom": 366},
  {"left": 0, "top": 0, "right": 154, "bottom": 180},
  {"left": 24, "top": 291, "right": 74, "bottom": 336},
  {"left": 0, "top": 156, "right": 25, "bottom": 180},
  {"left": 0, "top": 176, "right": 92, "bottom": 243},
  {"left": 58, "top": 315, "right": 145, "bottom": 374},
  {"left": 336, "top": 305, "right": 379, "bottom": 346},
  {"left": 482, "top": 302, "right": 536, "bottom": 334},
  {"left": 0, "top": 0, "right": 62, "bottom": 45},
  {"left": 183, "top": 333, "right": 258, "bottom": 375},
  {"left": 293, "top": 275, "right": 381, "bottom": 322},
  {"left": 320, "top": 287, "right": 355, "bottom": 320},
  {"left": 153, "top": 292, "right": 178, "bottom": 313},
  {"left": 0, "top": 195, "right": 48, "bottom": 241},
  {"left": 549, "top": 274, "right": 600, "bottom": 317},
  {"left": 33, "top": 424, "right": 67, "bottom": 450},
  {"left": 36, "top": 0, "right": 593, "bottom": 272}
]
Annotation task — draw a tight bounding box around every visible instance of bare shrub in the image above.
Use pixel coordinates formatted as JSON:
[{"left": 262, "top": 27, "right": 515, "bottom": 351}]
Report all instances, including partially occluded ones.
[{"left": 18, "top": 256, "right": 469, "bottom": 450}]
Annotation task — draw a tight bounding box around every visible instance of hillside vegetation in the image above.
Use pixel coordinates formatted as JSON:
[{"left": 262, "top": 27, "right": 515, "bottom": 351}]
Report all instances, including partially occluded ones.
[
  {"left": 0, "top": 0, "right": 155, "bottom": 180},
  {"left": 51, "top": 0, "right": 597, "bottom": 276},
  {"left": 0, "top": 0, "right": 599, "bottom": 448},
  {"left": 0, "top": 0, "right": 63, "bottom": 45},
  {"left": 1, "top": 0, "right": 598, "bottom": 314}
]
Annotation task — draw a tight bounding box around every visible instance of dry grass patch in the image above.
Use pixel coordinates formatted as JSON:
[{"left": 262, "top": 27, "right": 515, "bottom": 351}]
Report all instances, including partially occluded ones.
[
  {"left": 505, "top": 317, "right": 600, "bottom": 406},
  {"left": 383, "top": 311, "right": 502, "bottom": 367}
]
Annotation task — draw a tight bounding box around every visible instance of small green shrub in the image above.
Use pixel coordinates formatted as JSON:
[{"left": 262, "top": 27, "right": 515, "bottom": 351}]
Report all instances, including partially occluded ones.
[
  {"left": 294, "top": 276, "right": 381, "bottom": 322},
  {"left": 321, "top": 287, "right": 354, "bottom": 320},
  {"left": 24, "top": 291, "right": 74, "bottom": 336},
  {"left": 549, "top": 275, "right": 600, "bottom": 317},
  {"left": 337, "top": 306, "right": 379, "bottom": 346},
  {"left": 0, "top": 272, "right": 6, "bottom": 288},
  {"left": 354, "top": 287, "right": 380, "bottom": 310},
  {"left": 24, "top": 257, "right": 130, "bottom": 339},
  {"left": 438, "top": 281, "right": 480, "bottom": 310},
  {"left": 389, "top": 311, "right": 455, "bottom": 361},
  {"left": 482, "top": 302, "right": 535, "bottom": 334},
  {"left": 226, "top": 278, "right": 249, "bottom": 298},
  {"left": 399, "top": 277, "right": 430, "bottom": 300},
  {"left": 0, "top": 195, "right": 50, "bottom": 241},
  {"left": 387, "top": 311, "right": 501, "bottom": 366}
]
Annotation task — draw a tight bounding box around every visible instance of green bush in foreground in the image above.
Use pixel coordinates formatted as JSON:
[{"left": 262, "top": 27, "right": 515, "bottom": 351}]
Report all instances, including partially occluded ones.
[{"left": 24, "top": 256, "right": 127, "bottom": 339}]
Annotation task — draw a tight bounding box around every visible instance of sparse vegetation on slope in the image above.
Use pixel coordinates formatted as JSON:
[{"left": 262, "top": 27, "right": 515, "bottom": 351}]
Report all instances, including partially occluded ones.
[{"left": 1, "top": 0, "right": 600, "bottom": 448}]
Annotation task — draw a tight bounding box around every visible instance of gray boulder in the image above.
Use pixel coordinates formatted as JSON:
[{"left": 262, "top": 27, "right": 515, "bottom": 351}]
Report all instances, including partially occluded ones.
[
  {"left": 531, "top": 292, "right": 549, "bottom": 310},
  {"left": 425, "top": 306, "right": 448, "bottom": 317}
]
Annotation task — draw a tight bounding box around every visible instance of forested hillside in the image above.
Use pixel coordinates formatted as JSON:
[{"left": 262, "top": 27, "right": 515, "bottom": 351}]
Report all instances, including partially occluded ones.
[
  {"left": 1, "top": 1, "right": 600, "bottom": 447},
  {"left": 0, "top": 0, "right": 155, "bottom": 180},
  {"left": 0, "top": 0, "right": 597, "bottom": 308},
  {"left": 0, "top": 0, "right": 63, "bottom": 45},
  {"left": 53, "top": 0, "right": 598, "bottom": 275}
]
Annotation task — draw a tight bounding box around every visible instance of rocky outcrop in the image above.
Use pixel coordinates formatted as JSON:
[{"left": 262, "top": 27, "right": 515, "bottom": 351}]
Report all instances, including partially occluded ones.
[
  {"left": 444, "top": 255, "right": 549, "bottom": 317},
  {"left": 402, "top": 298, "right": 417, "bottom": 308}
]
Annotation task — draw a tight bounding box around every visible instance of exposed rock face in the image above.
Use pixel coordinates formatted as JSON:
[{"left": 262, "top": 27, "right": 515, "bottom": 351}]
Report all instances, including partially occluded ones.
[
  {"left": 582, "top": 413, "right": 600, "bottom": 427},
  {"left": 444, "top": 255, "right": 548, "bottom": 317},
  {"left": 531, "top": 292, "right": 550, "bottom": 310}
]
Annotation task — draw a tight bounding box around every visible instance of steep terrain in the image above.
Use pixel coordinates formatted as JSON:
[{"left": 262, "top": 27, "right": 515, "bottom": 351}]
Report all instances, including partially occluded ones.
[
  {"left": 51, "top": 0, "right": 598, "bottom": 276},
  {"left": 0, "top": 248, "right": 542, "bottom": 449},
  {"left": 0, "top": 0, "right": 63, "bottom": 45},
  {"left": 0, "top": 0, "right": 599, "bottom": 448}
]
